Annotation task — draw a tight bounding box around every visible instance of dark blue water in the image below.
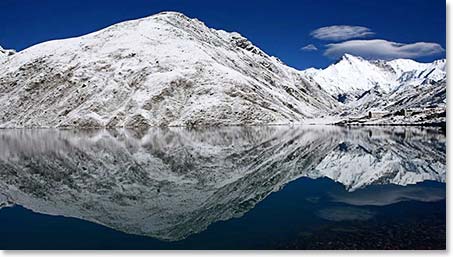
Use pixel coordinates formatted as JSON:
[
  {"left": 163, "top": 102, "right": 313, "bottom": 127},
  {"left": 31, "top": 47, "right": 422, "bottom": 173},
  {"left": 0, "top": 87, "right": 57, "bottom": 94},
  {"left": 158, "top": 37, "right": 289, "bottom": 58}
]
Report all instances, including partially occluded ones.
[
  {"left": 0, "top": 127, "right": 446, "bottom": 249},
  {"left": 0, "top": 179, "right": 445, "bottom": 250}
]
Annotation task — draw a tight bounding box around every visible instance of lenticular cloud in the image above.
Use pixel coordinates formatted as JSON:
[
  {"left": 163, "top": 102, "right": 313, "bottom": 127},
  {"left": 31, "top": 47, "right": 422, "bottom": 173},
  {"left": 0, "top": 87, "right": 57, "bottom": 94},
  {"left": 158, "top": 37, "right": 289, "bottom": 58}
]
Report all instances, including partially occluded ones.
[
  {"left": 310, "top": 25, "right": 375, "bottom": 41},
  {"left": 324, "top": 39, "right": 445, "bottom": 60}
]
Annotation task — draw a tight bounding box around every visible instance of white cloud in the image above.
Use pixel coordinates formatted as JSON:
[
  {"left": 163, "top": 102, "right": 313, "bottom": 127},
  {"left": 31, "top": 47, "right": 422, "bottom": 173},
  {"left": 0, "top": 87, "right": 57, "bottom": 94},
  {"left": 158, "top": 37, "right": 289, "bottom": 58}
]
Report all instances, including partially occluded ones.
[
  {"left": 311, "top": 25, "right": 374, "bottom": 41},
  {"left": 324, "top": 39, "right": 445, "bottom": 60},
  {"left": 301, "top": 44, "right": 318, "bottom": 51}
]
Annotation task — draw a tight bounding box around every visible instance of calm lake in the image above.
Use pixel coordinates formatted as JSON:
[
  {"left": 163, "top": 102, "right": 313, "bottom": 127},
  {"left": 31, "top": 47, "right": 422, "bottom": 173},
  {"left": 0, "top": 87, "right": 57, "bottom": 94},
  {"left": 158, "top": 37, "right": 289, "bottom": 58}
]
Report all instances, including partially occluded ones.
[{"left": 0, "top": 126, "right": 446, "bottom": 250}]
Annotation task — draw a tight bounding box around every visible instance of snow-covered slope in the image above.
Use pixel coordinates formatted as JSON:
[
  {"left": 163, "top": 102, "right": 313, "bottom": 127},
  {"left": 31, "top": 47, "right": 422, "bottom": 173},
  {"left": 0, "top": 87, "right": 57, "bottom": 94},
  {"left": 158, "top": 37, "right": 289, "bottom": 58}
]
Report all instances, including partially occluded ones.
[
  {"left": 0, "top": 126, "right": 445, "bottom": 240},
  {"left": 390, "top": 58, "right": 446, "bottom": 83},
  {"left": 0, "top": 12, "right": 337, "bottom": 128},
  {"left": 304, "top": 54, "right": 446, "bottom": 100}
]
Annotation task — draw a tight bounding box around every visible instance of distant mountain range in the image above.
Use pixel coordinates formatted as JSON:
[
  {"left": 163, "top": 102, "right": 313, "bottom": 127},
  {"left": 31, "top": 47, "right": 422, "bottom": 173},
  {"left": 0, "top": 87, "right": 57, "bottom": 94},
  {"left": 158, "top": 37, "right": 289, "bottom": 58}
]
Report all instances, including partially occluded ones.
[
  {"left": 0, "top": 12, "right": 446, "bottom": 128},
  {"left": 303, "top": 54, "right": 446, "bottom": 124}
]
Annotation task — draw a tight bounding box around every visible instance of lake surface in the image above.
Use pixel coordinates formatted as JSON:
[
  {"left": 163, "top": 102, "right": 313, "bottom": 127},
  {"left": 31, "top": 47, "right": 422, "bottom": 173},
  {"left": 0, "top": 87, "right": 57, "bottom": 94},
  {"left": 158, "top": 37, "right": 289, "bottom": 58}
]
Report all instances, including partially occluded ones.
[{"left": 0, "top": 126, "right": 446, "bottom": 250}]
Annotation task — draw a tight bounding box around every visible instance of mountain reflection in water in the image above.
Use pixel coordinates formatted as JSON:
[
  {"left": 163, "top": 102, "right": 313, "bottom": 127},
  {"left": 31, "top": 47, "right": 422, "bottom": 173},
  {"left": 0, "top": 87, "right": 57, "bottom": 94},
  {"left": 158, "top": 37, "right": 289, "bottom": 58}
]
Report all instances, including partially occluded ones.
[{"left": 0, "top": 126, "right": 446, "bottom": 249}]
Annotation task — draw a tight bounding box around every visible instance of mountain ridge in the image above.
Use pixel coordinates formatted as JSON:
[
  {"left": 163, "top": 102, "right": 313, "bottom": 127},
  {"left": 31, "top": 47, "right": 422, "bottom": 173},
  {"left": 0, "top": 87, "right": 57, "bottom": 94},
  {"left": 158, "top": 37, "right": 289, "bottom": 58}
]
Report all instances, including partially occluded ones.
[{"left": 303, "top": 53, "right": 445, "bottom": 96}]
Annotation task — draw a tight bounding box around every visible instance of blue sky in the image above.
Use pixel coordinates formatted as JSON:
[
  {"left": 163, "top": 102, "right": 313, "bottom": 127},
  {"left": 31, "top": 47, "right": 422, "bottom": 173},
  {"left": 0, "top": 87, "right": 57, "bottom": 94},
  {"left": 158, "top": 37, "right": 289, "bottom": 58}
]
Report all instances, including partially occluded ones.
[{"left": 0, "top": 0, "right": 445, "bottom": 69}]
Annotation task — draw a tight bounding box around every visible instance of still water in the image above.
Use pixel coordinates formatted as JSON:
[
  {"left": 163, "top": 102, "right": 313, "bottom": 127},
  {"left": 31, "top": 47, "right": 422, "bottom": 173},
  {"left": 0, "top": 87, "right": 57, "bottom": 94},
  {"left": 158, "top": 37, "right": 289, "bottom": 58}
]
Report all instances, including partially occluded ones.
[{"left": 0, "top": 126, "right": 446, "bottom": 250}]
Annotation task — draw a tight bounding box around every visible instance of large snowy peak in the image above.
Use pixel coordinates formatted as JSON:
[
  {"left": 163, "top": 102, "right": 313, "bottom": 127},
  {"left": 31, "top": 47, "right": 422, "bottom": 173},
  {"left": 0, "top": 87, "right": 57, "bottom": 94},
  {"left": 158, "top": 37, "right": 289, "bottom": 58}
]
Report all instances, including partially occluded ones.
[
  {"left": 0, "top": 11, "right": 337, "bottom": 128},
  {"left": 304, "top": 54, "right": 399, "bottom": 97}
]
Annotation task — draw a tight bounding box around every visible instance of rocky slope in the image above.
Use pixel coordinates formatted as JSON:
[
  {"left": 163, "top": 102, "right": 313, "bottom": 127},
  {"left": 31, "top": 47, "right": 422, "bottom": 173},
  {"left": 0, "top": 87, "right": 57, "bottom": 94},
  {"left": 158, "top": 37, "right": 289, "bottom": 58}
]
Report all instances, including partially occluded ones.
[
  {"left": 0, "top": 126, "right": 445, "bottom": 240},
  {"left": 0, "top": 12, "right": 337, "bottom": 128}
]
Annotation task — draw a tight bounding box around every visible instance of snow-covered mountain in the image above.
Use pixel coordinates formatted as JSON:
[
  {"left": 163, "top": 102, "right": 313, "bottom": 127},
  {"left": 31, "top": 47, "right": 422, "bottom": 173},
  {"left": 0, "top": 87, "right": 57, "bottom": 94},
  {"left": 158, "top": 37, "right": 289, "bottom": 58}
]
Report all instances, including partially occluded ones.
[
  {"left": 0, "top": 12, "right": 337, "bottom": 128},
  {"left": 304, "top": 54, "right": 446, "bottom": 99},
  {"left": 0, "top": 126, "right": 445, "bottom": 240},
  {"left": 0, "top": 11, "right": 446, "bottom": 128},
  {"left": 302, "top": 54, "right": 446, "bottom": 125},
  {"left": 304, "top": 54, "right": 398, "bottom": 97}
]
